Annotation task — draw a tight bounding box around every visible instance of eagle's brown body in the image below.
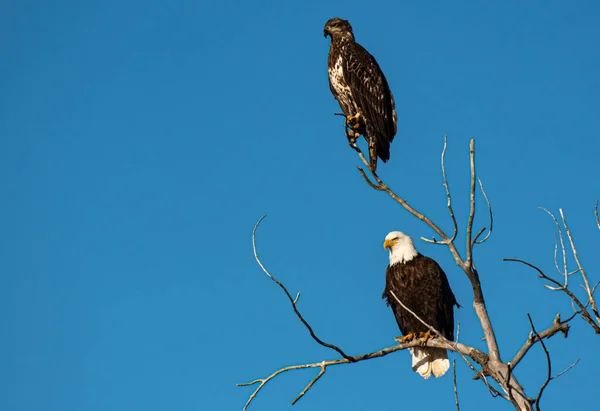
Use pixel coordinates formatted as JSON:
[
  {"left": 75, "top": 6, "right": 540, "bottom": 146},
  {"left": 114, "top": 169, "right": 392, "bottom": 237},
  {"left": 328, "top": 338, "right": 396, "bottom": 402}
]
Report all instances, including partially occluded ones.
[
  {"left": 382, "top": 254, "right": 458, "bottom": 342},
  {"left": 324, "top": 18, "right": 397, "bottom": 171}
]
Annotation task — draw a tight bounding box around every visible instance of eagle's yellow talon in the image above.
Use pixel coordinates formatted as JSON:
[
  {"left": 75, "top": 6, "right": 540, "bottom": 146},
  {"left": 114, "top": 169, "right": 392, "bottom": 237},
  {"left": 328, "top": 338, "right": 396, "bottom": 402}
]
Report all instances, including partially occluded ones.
[
  {"left": 421, "top": 331, "right": 433, "bottom": 343},
  {"left": 397, "top": 333, "right": 415, "bottom": 343}
]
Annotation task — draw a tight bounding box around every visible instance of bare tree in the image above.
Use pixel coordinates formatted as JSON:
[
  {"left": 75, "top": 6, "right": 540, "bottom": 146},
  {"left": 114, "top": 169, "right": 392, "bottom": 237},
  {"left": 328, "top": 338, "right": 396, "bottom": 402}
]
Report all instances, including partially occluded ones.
[{"left": 237, "top": 136, "right": 598, "bottom": 411}]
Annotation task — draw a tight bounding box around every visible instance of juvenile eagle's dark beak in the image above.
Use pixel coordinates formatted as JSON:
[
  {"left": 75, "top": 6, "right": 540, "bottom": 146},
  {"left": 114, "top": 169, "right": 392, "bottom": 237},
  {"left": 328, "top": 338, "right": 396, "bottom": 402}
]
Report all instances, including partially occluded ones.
[{"left": 323, "top": 28, "right": 329, "bottom": 38}]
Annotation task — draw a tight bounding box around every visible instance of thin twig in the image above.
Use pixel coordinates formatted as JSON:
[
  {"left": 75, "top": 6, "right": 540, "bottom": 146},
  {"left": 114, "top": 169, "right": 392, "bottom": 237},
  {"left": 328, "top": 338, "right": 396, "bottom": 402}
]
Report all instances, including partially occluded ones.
[
  {"left": 454, "top": 322, "right": 461, "bottom": 411},
  {"left": 252, "top": 215, "right": 354, "bottom": 360},
  {"left": 540, "top": 207, "right": 569, "bottom": 287},
  {"left": 465, "top": 139, "right": 476, "bottom": 267},
  {"left": 453, "top": 359, "right": 460, "bottom": 411},
  {"left": 552, "top": 358, "right": 579, "bottom": 379},
  {"left": 474, "top": 178, "right": 493, "bottom": 244},
  {"left": 509, "top": 313, "right": 569, "bottom": 369},
  {"left": 292, "top": 362, "right": 326, "bottom": 405},
  {"left": 595, "top": 200, "right": 599, "bottom": 230},
  {"left": 527, "top": 314, "right": 551, "bottom": 411},
  {"left": 560, "top": 209, "right": 599, "bottom": 325},
  {"left": 503, "top": 258, "right": 599, "bottom": 333},
  {"left": 441, "top": 135, "right": 458, "bottom": 242}
]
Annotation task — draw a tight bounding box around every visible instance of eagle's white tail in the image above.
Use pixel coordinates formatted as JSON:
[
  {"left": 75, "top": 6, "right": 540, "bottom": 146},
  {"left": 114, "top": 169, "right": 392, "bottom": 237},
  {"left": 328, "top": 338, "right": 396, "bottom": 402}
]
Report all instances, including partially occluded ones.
[{"left": 409, "top": 347, "right": 450, "bottom": 379}]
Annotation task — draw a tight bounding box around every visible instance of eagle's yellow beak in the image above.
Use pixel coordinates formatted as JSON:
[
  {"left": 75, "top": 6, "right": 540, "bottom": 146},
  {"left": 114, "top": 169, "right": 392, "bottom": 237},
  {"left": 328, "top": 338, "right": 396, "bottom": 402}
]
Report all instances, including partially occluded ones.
[{"left": 383, "top": 239, "right": 397, "bottom": 250}]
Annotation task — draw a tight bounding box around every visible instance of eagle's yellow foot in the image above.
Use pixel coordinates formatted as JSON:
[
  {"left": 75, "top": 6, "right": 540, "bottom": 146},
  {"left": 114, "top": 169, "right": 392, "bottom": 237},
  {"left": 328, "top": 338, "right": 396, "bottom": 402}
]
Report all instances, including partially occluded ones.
[
  {"left": 420, "top": 331, "right": 434, "bottom": 343},
  {"left": 347, "top": 113, "right": 365, "bottom": 131},
  {"left": 395, "top": 333, "right": 415, "bottom": 343}
]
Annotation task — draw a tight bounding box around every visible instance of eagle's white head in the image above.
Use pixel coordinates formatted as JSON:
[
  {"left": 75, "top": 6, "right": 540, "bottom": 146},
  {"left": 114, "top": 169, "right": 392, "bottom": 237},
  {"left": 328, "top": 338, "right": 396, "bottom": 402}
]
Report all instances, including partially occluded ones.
[{"left": 383, "top": 231, "right": 418, "bottom": 265}]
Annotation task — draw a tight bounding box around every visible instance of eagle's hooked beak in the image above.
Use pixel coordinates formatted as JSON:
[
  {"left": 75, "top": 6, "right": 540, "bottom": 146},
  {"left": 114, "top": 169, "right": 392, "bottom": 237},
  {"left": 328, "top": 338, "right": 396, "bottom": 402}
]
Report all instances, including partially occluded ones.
[
  {"left": 323, "top": 28, "right": 329, "bottom": 38},
  {"left": 383, "top": 239, "right": 397, "bottom": 250}
]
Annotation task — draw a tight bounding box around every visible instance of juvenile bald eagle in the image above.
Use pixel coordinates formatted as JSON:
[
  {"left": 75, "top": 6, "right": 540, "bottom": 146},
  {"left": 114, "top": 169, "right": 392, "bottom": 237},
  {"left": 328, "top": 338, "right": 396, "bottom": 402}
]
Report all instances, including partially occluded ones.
[
  {"left": 324, "top": 18, "right": 397, "bottom": 171},
  {"left": 382, "top": 231, "right": 459, "bottom": 379}
]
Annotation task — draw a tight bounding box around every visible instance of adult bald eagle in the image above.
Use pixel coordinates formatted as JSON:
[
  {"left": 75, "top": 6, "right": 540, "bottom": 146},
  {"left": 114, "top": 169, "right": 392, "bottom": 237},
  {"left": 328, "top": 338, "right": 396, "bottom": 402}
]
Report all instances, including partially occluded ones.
[
  {"left": 382, "top": 231, "right": 459, "bottom": 379},
  {"left": 324, "top": 18, "right": 397, "bottom": 171}
]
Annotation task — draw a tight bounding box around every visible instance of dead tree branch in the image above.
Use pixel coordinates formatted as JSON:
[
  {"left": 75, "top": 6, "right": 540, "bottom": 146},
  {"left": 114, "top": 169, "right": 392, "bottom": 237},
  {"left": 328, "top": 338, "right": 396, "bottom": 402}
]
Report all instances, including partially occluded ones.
[
  {"left": 504, "top": 207, "right": 600, "bottom": 334},
  {"left": 441, "top": 135, "right": 458, "bottom": 243},
  {"left": 474, "top": 179, "right": 493, "bottom": 244},
  {"left": 527, "top": 314, "right": 551, "bottom": 411},
  {"left": 559, "top": 209, "right": 599, "bottom": 325},
  {"left": 504, "top": 258, "right": 597, "bottom": 333},
  {"left": 509, "top": 313, "right": 570, "bottom": 369},
  {"left": 251, "top": 215, "right": 355, "bottom": 360}
]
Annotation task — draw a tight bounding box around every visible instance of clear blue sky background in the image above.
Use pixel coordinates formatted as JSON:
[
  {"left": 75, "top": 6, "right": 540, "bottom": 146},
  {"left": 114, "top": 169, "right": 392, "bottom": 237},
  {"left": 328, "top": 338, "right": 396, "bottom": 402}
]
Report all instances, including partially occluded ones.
[{"left": 1, "top": 1, "right": 599, "bottom": 410}]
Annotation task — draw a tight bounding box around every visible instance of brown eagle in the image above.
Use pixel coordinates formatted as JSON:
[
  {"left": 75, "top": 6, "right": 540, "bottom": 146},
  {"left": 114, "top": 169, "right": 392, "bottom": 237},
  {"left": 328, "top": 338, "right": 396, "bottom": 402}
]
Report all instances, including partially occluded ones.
[
  {"left": 382, "top": 231, "right": 459, "bottom": 379},
  {"left": 324, "top": 18, "right": 397, "bottom": 171}
]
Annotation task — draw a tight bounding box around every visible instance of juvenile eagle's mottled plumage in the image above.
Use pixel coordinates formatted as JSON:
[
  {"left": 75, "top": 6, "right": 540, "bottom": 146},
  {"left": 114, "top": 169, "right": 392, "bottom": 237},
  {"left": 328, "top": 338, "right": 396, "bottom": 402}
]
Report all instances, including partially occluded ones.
[
  {"left": 382, "top": 231, "right": 459, "bottom": 379},
  {"left": 324, "top": 17, "right": 397, "bottom": 171}
]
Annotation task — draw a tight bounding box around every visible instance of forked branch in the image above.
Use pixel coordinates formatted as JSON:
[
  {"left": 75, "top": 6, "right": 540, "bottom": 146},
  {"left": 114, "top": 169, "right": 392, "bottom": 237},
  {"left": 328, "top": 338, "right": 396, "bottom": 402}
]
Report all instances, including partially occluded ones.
[
  {"left": 505, "top": 207, "right": 599, "bottom": 334},
  {"left": 251, "top": 215, "right": 354, "bottom": 360}
]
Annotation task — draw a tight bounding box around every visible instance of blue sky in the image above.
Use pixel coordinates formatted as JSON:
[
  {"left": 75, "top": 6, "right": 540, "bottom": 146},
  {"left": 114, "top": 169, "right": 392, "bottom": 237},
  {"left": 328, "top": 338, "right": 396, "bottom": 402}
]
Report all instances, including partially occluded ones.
[{"left": 1, "top": 1, "right": 599, "bottom": 410}]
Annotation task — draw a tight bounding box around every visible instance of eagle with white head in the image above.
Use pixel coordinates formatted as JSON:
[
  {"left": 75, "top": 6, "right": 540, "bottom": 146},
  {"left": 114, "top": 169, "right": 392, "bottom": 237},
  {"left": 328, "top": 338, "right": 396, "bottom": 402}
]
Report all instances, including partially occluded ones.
[{"left": 382, "top": 231, "right": 459, "bottom": 379}]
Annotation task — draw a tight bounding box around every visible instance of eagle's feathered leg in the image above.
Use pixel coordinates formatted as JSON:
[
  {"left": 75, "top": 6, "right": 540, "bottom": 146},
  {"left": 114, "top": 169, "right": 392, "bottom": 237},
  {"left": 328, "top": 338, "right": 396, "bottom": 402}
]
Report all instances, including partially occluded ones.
[{"left": 367, "top": 137, "right": 378, "bottom": 172}]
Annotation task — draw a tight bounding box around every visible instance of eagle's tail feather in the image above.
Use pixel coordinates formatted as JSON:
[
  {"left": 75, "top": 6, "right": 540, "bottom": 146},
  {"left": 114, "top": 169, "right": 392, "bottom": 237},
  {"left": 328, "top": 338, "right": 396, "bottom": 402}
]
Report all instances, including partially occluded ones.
[
  {"left": 409, "top": 347, "right": 450, "bottom": 379},
  {"left": 375, "top": 134, "right": 390, "bottom": 163}
]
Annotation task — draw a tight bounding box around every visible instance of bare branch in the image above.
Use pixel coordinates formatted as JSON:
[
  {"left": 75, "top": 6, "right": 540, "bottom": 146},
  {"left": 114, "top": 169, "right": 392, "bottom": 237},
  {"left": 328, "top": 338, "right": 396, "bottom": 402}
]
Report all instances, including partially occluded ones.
[
  {"left": 509, "top": 313, "right": 569, "bottom": 369},
  {"left": 527, "top": 314, "right": 551, "bottom": 411},
  {"left": 552, "top": 358, "right": 579, "bottom": 380},
  {"left": 238, "top": 335, "right": 487, "bottom": 410},
  {"left": 292, "top": 362, "right": 326, "bottom": 405},
  {"left": 504, "top": 258, "right": 599, "bottom": 333},
  {"left": 441, "top": 135, "right": 458, "bottom": 242},
  {"left": 559, "top": 209, "right": 599, "bottom": 326},
  {"left": 540, "top": 207, "right": 569, "bottom": 287},
  {"left": 251, "top": 216, "right": 355, "bottom": 360},
  {"left": 474, "top": 178, "right": 493, "bottom": 244},
  {"left": 357, "top": 166, "right": 382, "bottom": 190},
  {"left": 465, "top": 139, "right": 476, "bottom": 267},
  {"left": 453, "top": 359, "right": 460, "bottom": 411},
  {"left": 454, "top": 322, "right": 461, "bottom": 411}
]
